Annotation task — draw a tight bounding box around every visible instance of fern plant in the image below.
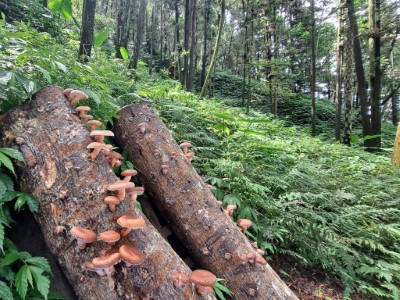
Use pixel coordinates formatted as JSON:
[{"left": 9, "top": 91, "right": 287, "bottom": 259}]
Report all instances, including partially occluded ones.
[{"left": 0, "top": 147, "right": 51, "bottom": 300}]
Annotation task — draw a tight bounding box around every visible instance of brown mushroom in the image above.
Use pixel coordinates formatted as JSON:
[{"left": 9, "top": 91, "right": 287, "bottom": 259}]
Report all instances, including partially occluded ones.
[
  {"left": 179, "top": 142, "right": 192, "bottom": 154},
  {"left": 107, "top": 180, "right": 135, "bottom": 201},
  {"left": 121, "top": 169, "right": 138, "bottom": 182},
  {"left": 70, "top": 226, "right": 97, "bottom": 250},
  {"left": 108, "top": 151, "right": 122, "bottom": 168},
  {"left": 92, "top": 252, "right": 120, "bottom": 288},
  {"left": 161, "top": 164, "right": 169, "bottom": 175},
  {"left": 87, "top": 120, "right": 102, "bottom": 131},
  {"left": 224, "top": 204, "right": 237, "bottom": 217},
  {"left": 68, "top": 90, "right": 89, "bottom": 105},
  {"left": 185, "top": 152, "right": 195, "bottom": 164},
  {"left": 126, "top": 187, "right": 145, "bottom": 204},
  {"left": 84, "top": 261, "right": 106, "bottom": 276},
  {"left": 63, "top": 88, "right": 74, "bottom": 97},
  {"left": 75, "top": 106, "right": 91, "bottom": 118},
  {"left": 117, "top": 215, "right": 146, "bottom": 237},
  {"left": 90, "top": 130, "right": 115, "bottom": 143},
  {"left": 99, "top": 230, "right": 121, "bottom": 246},
  {"left": 138, "top": 122, "right": 147, "bottom": 133},
  {"left": 119, "top": 244, "right": 145, "bottom": 267},
  {"left": 237, "top": 218, "right": 252, "bottom": 233},
  {"left": 104, "top": 196, "right": 120, "bottom": 212},
  {"left": 87, "top": 142, "right": 110, "bottom": 160},
  {"left": 189, "top": 269, "right": 217, "bottom": 297}
]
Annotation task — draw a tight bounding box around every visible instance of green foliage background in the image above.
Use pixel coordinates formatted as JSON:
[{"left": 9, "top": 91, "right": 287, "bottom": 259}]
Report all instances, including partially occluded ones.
[{"left": 0, "top": 12, "right": 399, "bottom": 300}]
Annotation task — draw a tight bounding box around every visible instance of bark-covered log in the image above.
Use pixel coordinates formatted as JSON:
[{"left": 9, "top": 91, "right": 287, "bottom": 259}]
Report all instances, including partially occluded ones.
[
  {"left": 0, "top": 87, "right": 199, "bottom": 300},
  {"left": 113, "top": 102, "right": 299, "bottom": 300}
]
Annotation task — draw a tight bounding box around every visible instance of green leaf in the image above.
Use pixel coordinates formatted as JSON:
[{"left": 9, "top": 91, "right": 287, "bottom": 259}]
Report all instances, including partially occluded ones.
[
  {"left": 1, "top": 191, "right": 23, "bottom": 203},
  {"left": 35, "top": 65, "right": 52, "bottom": 84},
  {"left": 212, "top": 112, "right": 235, "bottom": 121},
  {"left": 54, "top": 61, "right": 67, "bottom": 73},
  {"left": 0, "top": 152, "right": 15, "bottom": 175},
  {"left": 48, "top": 0, "right": 73, "bottom": 19},
  {"left": 30, "top": 266, "right": 50, "bottom": 300},
  {"left": 1, "top": 252, "right": 21, "bottom": 266},
  {"left": 16, "top": 265, "right": 29, "bottom": 299},
  {"left": 93, "top": 28, "right": 108, "bottom": 48},
  {"left": 0, "top": 280, "right": 13, "bottom": 300},
  {"left": 0, "top": 148, "right": 25, "bottom": 162},
  {"left": 26, "top": 267, "right": 33, "bottom": 287},
  {"left": 86, "top": 91, "right": 101, "bottom": 105},
  {"left": 14, "top": 72, "right": 38, "bottom": 95},
  {"left": 0, "top": 173, "right": 14, "bottom": 191},
  {"left": 0, "top": 71, "right": 13, "bottom": 85},
  {"left": 26, "top": 196, "right": 39, "bottom": 213},
  {"left": 0, "top": 224, "right": 5, "bottom": 252},
  {"left": 26, "top": 257, "right": 51, "bottom": 273},
  {"left": 119, "top": 47, "right": 129, "bottom": 60}
]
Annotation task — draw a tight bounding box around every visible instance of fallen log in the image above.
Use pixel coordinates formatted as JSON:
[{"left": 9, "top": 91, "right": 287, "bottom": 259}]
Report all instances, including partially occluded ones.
[
  {"left": 113, "top": 102, "right": 298, "bottom": 300},
  {"left": 0, "top": 86, "right": 199, "bottom": 300}
]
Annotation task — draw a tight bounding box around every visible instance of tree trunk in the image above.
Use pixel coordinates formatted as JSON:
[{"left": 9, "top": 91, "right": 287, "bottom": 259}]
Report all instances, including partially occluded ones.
[
  {"left": 43, "top": 0, "right": 48, "bottom": 8},
  {"left": 310, "top": 0, "right": 316, "bottom": 136},
  {"left": 78, "top": 0, "right": 97, "bottom": 62},
  {"left": 335, "top": 0, "right": 344, "bottom": 141},
  {"left": 0, "top": 86, "right": 199, "bottom": 300},
  {"left": 342, "top": 25, "right": 354, "bottom": 146},
  {"left": 113, "top": 102, "right": 299, "bottom": 300},
  {"left": 129, "top": 0, "right": 147, "bottom": 69},
  {"left": 200, "top": 0, "right": 225, "bottom": 98},
  {"left": 368, "top": 0, "right": 381, "bottom": 148},
  {"left": 201, "top": 0, "right": 211, "bottom": 87},
  {"left": 347, "top": 0, "right": 373, "bottom": 148},
  {"left": 187, "top": 0, "right": 197, "bottom": 91},
  {"left": 183, "top": 0, "right": 192, "bottom": 89}
]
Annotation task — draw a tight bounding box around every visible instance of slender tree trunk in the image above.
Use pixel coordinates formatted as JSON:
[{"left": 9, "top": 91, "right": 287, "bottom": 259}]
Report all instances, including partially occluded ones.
[
  {"left": 368, "top": 0, "right": 381, "bottom": 148},
  {"left": 241, "top": 0, "right": 249, "bottom": 106},
  {"left": 343, "top": 25, "right": 354, "bottom": 146},
  {"left": 114, "top": 0, "right": 128, "bottom": 58},
  {"left": 43, "top": 0, "right": 48, "bottom": 8},
  {"left": 347, "top": 0, "right": 373, "bottom": 148},
  {"left": 200, "top": 0, "right": 225, "bottom": 98},
  {"left": 310, "top": 0, "right": 317, "bottom": 136},
  {"left": 129, "top": 0, "right": 147, "bottom": 69},
  {"left": 182, "top": 0, "right": 192, "bottom": 88},
  {"left": 78, "top": 0, "right": 97, "bottom": 62},
  {"left": 149, "top": 2, "right": 157, "bottom": 74},
  {"left": 335, "top": 1, "right": 344, "bottom": 141},
  {"left": 113, "top": 102, "right": 299, "bottom": 300},
  {"left": 201, "top": 0, "right": 211, "bottom": 87},
  {"left": 0, "top": 86, "right": 199, "bottom": 300},
  {"left": 187, "top": 0, "right": 197, "bottom": 91}
]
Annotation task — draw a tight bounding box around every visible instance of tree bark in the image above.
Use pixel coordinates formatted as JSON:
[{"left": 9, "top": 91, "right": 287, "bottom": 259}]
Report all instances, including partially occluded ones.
[
  {"left": 113, "top": 102, "right": 299, "bottom": 300},
  {"left": 129, "top": 0, "right": 147, "bottom": 69},
  {"left": 335, "top": 0, "right": 344, "bottom": 141},
  {"left": 43, "top": 0, "right": 48, "bottom": 8},
  {"left": 78, "top": 0, "right": 97, "bottom": 62},
  {"left": 0, "top": 86, "right": 199, "bottom": 300},
  {"left": 200, "top": 0, "right": 211, "bottom": 87},
  {"left": 310, "top": 0, "right": 316, "bottom": 136}
]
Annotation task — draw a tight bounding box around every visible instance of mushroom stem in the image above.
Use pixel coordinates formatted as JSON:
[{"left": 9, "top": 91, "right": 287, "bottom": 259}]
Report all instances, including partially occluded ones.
[{"left": 121, "top": 228, "right": 131, "bottom": 237}]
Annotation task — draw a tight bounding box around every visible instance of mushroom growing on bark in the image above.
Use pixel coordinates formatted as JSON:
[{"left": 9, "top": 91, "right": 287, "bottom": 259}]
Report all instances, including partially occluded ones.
[
  {"left": 119, "top": 244, "right": 145, "bottom": 267},
  {"left": 108, "top": 152, "right": 122, "bottom": 168},
  {"left": 99, "top": 230, "right": 121, "bottom": 246},
  {"left": 138, "top": 122, "right": 147, "bottom": 133},
  {"left": 68, "top": 90, "right": 88, "bottom": 105},
  {"left": 121, "top": 169, "right": 138, "bottom": 181},
  {"left": 75, "top": 106, "right": 91, "bottom": 118},
  {"left": 237, "top": 218, "right": 252, "bottom": 233},
  {"left": 224, "top": 204, "right": 237, "bottom": 217},
  {"left": 161, "top": 164, "right": 169, "bottom": 175},
  {"left": 117, "top": 215, "right": 146, "bottom": 237},
  {"left": 70, "top": 226, "right": 97, "bottom": 250},
  {"left": 90, "top": 130, "right": 115, "bottom": 143},
  {"left": 87, "top": 120, "right": 102, "bottom": 132},
  {"left": 107, "top": 180, "right": 135, "bottom": 201},
  {"left": 87, "top": 142, "right": 110, "bottom": 160},
  {"left": 92, "top": 252, "right": 120, "bottom": 288},
  {"left": 63, "top": 88, "right": 74, "bottom": 97},
  {"left": 189, "top": 269, "right": 217, "bottom": 297},
  {"left": 104, "top": 196, "right": 120, "bottom": 212},
  {"left": 179, "top": 142, "right": 192, "bottom": 154},
  {"left": 170, "top": 272, "right": 189, "bottom": 288},
  {"left": 126, "top": 187, "right": 145, "bottom": 204},
  {"left": 185, "top": 152, "right": 195, "bottom": 164}
]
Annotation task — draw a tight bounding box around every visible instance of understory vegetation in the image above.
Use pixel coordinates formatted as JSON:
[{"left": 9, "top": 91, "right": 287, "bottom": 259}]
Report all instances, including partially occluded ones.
[{"left": 1, "top": 20, "right": 400, "bottom": 299}]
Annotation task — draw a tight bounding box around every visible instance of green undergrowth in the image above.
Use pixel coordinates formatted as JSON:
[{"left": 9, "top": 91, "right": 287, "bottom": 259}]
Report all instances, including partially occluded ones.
[{"left": 1, "top": 21, "right": 400, "bottom": 299}]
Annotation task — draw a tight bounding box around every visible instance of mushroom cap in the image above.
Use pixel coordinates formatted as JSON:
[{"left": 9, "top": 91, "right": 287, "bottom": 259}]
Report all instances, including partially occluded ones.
[
  {"left": 117, "top": 215, "right": 146, "bottom": 229},
  {"left": 255, "top": 255, "right": 267, "bottom": 265},
  {"left": 68, "top": 90, "right": 88, "bottom": 104},
  {"left": 87, "top": 120, "right": 102, "bottom": 127},
  {"left": 104, "top": 196, "right": 120, "bottom": 205},
  {"left": 127, "top": 187, "right": 145, "bottom": 195},
  {"left": 226, "top": 204, "right": 237, "bottom": 211},
  {"left": 63, "top": 88, "right": 74, "bottom": 96},
  {"left": 179, "top": 142, "right": 192, "bottom": 148},
  {"left": 161, "top": 164, "right": 169, "bottom": 169},
  {"left": 170, "top": 272, "right": 189, "bottom": 284},
  {"left": 107, "top": 180, "right": 135, "bottom": 192},
  {"left": 237, "top": 219, "right": 252, "bottom": 228},
  {"left": 70, "top": 226, "right": 97, "bottom": 243},
  {"left": 189, "top": 270, "right": 217, "bottom": 287},
  {"left": 75, "top": 106, "right": 91, "bottom": 112},
  {"left": 99, "top": 230, "right": 121, "bottom": 243},
  {"left": 109, "top": 152, "right": 122, "bottom": 159},
  {"left": 121, "top": 169, "right": 138, "bottom": 177},
  {"left": 138, "top": 122, "right": 147, "bottom": 127},
  {"left": 90, "top": 130, "right": 115, "bottom": 137},
  {"left": 92, "top": 252, "right": 120, "bottom": 268},
  {"left": 87, "top": 142, "right": 110, "bottom": 150},
  {"left": 185, "top": 152, "right": 195, "bottom": 158},
  {"left": 119, "top": 245, "right": 145, "bottom": 266}
]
